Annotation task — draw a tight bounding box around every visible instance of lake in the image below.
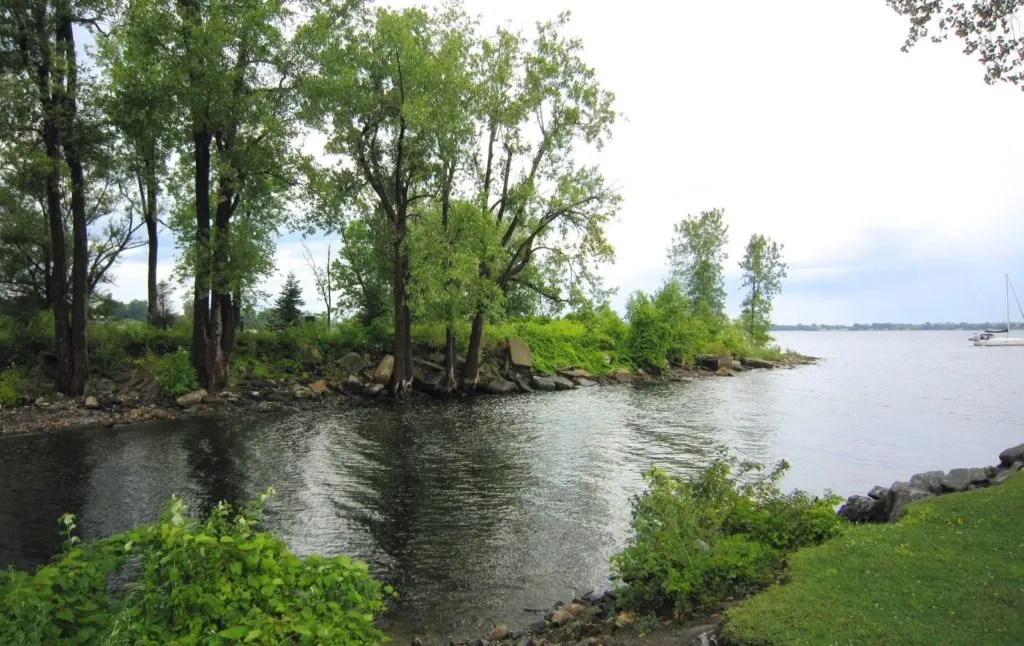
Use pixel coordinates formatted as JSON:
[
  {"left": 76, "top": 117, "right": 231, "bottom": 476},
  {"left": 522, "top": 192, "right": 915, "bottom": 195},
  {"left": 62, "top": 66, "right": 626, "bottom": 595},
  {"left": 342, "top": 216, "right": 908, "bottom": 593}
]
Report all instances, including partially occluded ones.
[{"left": 1, "top": 330, "right": 1021, "bottom": 640}]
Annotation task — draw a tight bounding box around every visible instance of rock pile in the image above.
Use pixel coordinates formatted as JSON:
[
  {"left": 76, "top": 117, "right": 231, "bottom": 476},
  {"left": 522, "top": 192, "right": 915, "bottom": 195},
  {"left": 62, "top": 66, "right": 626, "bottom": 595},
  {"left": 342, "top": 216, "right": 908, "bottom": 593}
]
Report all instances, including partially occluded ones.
[{"left": 839, "top": 443, "right": 1024, "bottom": 523}]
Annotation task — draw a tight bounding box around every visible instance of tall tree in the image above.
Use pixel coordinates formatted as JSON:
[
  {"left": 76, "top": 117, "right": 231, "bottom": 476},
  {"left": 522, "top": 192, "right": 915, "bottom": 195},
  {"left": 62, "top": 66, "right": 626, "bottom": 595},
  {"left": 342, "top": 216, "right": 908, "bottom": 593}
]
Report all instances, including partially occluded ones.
[
  {"left": 273, "top": 272, "right": 304, "bottom": 328},
  {"left": 460, "top": 15, "right": 620, "bottom": 388},
  {"left": 668, "top": 208, "right": 729, "bottom": 327},
  {"left": 1, "top": 0, "right": 105, "bottom": 394},
  {"left": 98, "top": 0, "right": 175, "bottom": 326},
  {"left": 304, "top": 6, "right": 469, "bottom": 397},
  {"left": 738, "top": 234, "right": 787, "bottom": 345},
  {"left": 116, "top": 0, "right": 304, "bottom": 390},
  {"left": 888, "top": 0, "right": 1024, "bottom": 89}
]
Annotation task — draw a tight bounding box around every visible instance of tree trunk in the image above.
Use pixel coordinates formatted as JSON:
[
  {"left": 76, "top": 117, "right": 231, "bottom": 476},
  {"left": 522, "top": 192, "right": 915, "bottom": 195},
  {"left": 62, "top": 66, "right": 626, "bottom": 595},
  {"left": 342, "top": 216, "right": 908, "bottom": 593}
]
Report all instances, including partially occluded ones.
[
  {"left": 442, "top": 325, "right": 457, "bottom": 393},
  {"left": 388, "top": 231, "right": 413, "bottom": 398},
  {"left": 66, "top": 151, "right": 89, "bottom": 396},
  {"left": 56, "top": 10, "right": 88, "bottom": 396},
  {"left": 145, "top": 163, "right": 159, "bottom": 326},
  {"left": 461, "top": 308, "right": 486, "bottom": 390},
  {"left": 191, "top": 130, "right": 212, "bottom": 386},
  {"left": 205, "top": 179, "right": 234, "bottom": 392},
  {"left": 42, "top": 113, "right": 72, "bottom": 394}
]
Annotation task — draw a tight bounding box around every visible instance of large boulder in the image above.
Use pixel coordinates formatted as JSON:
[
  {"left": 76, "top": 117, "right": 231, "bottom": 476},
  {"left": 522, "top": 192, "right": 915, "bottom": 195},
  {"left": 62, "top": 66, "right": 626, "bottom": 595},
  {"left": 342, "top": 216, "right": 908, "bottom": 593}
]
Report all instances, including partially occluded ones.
[
  {"left": 532, "top": 375, "right": 557, "bottom": 391},
  {"left": 551, "top": 375, "right": 575, "bottom": 390},
  {"left": 338, "top": 352, "right": 367, "bottom": 377},
  {"left": 909, "top": 470, "right": 946, "bottom": 495},
  {"left": 992, "top": 463, "right": 1022, "bottom": 485},
  {"left": 485, "top": 377, "right": 518, "bottom": 395},
  {"left": 882, "top": 481, "right": 934, "bottom": 522},
  {"left": 740, "top": 357, "right": 775, "bottom": 369},
  {"left": 999, "top": 443, "right": 1024, "bottom": 467},
  {"left": 867, "top": 485, "right": 889, "bottom": 500},
  {"left": 176, "top": 389, "right": 207, "bottom": 408},
  {"left": 838, "top": 495, "right": 883, "bottom": 522},
  {"left": 941, "top": 467, "right": 989, "bottom": 493},
  {"left": 373, "top": 355, "right": 395, "bottom": 385},
  {"left": 507, "top": 337, "right": 533, "bottom": 368}
]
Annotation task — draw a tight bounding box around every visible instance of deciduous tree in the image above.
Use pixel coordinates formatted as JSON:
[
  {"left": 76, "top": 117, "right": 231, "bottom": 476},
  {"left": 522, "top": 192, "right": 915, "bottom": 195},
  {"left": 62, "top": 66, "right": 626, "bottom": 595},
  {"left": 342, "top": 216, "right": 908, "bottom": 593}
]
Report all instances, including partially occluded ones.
[
  {"left": 738, "top": 233, "right": 786, "bottom": 345},
  {"left": 668, "top": 209, "right": 729, "bottom": 328}
]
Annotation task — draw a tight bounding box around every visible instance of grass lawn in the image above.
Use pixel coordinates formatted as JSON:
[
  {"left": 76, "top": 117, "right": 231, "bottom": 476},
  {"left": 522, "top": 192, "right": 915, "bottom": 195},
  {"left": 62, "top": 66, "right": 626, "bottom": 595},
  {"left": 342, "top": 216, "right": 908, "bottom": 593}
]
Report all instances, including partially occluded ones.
[{"left": 722, "top": 472, "right": 1024, "bottom": 645}]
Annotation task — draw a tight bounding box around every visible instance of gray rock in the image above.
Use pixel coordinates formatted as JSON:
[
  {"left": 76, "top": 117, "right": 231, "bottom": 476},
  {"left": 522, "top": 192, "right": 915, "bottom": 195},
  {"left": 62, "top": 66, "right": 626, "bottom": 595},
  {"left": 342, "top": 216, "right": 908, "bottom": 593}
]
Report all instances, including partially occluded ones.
[
  {"left": 83, "top": 395, "right": 100, "bottom": 410},
  {"left": 574, "top": 377, "right": 597, "bottom": 387},
  {"left": 485, "top": 377, "right": 517, "bottom": 395},
  {"left": 740, "top": 357, "right": 775, "bottom": 369},
  {"left": 515, "top": 377, "right": 533, "bottom": 392},
  {"left": 838, "top": 495, "right": 883, "bottom": 522},
  {"left": 507, "top": 337, "right": 533, "bottom": 368},
  {"left": 343, "top": 374, "right": 364, "bottom": 393},
  {"left": 338, "top": 352, "right": 366, "bottom": 376},
  {"left": 909, "top": 470, "right": 946, "bottom": 494},
  {"left": 883, "top": 481, "right": 934, "bottom": 522},
  {"left": 531, "top": 376, "right": 557, "bottom": 391},
  {"left": 373, "top": 355, "right": 395, "bottom": 385},
  {"left": 551, "top": 375, "right": 575, "bottom": 390},
  {"left": 175, "top": 389, "right": 207, "bottom": 408},
  {"left": 292, "top": 386, "right": 315, "bottom": 400},
  {"left": 999, "top": 443, "right": 1024, "bottom": 467},
  {"left": 363, "top": 383, "right": 385, "bottom": 397},
  {"left": 695, "top": 354, "right": 722, "bottom": 370},
  {"left": 558, "top": 367, "right": 592, "bottom": 379},
  {"left": 991, "top": 468, "right": 1018, "bottom": 486},
  {"left": 867, "top": 485, "right": 889, "bottom": 500},
  {"left": 613, "top": 368, "right": 633, "bottom": 383},
  {"left": 941, "top": 468, "right": 979, "bottom": 493}
]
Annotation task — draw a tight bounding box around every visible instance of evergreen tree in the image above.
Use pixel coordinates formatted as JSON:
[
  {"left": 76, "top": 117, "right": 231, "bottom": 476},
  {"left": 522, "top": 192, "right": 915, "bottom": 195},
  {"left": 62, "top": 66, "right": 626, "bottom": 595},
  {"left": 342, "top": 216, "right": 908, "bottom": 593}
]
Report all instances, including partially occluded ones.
[{"left": 273, "top": 273, "right": 305, "bottom": 329}]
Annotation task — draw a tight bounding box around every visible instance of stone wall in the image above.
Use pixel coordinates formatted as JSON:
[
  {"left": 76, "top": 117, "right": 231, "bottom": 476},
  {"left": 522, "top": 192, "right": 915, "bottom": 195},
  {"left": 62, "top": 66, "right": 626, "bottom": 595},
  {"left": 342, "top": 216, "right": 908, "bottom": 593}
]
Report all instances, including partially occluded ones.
[{"left": 838, "top": 443, "right": 1024, "bottom": 523}]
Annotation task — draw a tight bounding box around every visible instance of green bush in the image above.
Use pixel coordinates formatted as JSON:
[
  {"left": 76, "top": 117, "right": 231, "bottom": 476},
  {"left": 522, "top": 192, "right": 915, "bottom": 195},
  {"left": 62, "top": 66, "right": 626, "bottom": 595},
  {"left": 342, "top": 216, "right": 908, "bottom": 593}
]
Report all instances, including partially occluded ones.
[
  {"left": 625, "top": 292, "right": 668, "bottom": 372},
  {"left": 151, "top": 350, "right": 200, "bottom": 397},
  {"left": 0, "top": 490, "right": 392, "bottom": 645},
  {"left": 0, "top": 365, "right": 21, "bottom": 407},
  {"left": 610, "top": 455, "right": 842, "bottom": 617}
]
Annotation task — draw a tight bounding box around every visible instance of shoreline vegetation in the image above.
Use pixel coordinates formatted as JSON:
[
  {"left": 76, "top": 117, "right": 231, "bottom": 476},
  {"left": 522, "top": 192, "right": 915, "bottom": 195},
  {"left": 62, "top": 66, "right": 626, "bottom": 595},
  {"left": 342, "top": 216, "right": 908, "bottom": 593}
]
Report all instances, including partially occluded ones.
[{"left": 0, "top": 313, "right": 813, "bottom": 437}]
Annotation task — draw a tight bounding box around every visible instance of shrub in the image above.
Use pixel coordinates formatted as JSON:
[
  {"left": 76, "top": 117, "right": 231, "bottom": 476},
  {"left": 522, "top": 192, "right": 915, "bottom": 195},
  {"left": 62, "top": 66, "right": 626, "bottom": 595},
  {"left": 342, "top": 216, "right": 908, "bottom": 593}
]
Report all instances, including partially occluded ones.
[
  {"left": 0, "top": 490, "right": 392, "bottom": 645},
  {"left": 0, "top": 365, "right": 21, "bottom": 407},
  {"left": 610, "top": 455, "right": 842, "bottom": 617},
  {"left": 625, "top": 292, "right": 667, "bottom": 372},
  {"left": 151, "top": 351, "right": 200, "bottom": 397}
]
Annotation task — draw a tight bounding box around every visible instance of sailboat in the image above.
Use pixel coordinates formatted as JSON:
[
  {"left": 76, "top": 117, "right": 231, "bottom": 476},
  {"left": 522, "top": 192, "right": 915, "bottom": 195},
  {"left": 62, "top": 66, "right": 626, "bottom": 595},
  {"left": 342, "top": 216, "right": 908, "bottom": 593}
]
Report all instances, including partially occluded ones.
[{"left": 973, "top": 274, "right": 1024, "bottom": 346}]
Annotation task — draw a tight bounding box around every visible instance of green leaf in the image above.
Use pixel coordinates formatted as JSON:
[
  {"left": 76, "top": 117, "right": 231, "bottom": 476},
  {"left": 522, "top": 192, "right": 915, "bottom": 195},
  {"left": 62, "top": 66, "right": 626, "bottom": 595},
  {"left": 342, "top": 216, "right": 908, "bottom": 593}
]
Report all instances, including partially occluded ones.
[{"left": 217, "top": 626, "right": 248, "bottom": 639}]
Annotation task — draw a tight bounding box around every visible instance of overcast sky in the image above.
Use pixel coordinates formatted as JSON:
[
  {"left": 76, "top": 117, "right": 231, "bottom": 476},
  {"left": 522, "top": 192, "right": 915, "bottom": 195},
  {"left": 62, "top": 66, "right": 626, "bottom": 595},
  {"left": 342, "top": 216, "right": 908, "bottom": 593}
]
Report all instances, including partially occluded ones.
[{"left": 106, "top": 0, "right": 1024, "bottom": 325}]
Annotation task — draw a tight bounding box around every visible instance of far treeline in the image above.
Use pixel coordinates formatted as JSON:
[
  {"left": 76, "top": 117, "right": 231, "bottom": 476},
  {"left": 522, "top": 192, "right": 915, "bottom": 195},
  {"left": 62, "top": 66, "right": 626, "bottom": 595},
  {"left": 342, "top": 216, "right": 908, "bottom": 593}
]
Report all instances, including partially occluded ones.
[
  {"left": 0, "top": 0, "right": 788, "bottom": 401},
  {"left": 773, "top": 323, "right": 1024, "bottom": 332}
]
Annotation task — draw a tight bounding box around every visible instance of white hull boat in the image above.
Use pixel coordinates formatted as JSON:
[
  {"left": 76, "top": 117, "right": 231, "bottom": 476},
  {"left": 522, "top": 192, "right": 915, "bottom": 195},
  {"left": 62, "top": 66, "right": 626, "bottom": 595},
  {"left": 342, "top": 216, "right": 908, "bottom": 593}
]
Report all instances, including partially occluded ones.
[{"left": 972, "top": 274, "right": 1024, "bottom": 347}]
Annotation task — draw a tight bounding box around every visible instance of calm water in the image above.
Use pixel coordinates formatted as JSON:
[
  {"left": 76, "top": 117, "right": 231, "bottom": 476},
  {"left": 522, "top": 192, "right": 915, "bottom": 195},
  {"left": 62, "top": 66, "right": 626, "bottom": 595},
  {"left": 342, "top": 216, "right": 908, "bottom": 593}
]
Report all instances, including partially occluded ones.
[{"left": 1, "top": 331, "right": 1021, "bottom": 639}]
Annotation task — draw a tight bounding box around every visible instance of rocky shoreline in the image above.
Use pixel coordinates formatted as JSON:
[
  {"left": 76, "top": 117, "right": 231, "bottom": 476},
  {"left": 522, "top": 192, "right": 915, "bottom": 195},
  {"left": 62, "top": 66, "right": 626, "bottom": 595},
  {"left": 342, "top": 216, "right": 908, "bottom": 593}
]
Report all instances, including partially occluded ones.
[
  {"left": 0, "top": 339, "right": 813, "bottom": 437},
  {"left": 838, "top": 443, "right": 1024, "bottom": 523}
]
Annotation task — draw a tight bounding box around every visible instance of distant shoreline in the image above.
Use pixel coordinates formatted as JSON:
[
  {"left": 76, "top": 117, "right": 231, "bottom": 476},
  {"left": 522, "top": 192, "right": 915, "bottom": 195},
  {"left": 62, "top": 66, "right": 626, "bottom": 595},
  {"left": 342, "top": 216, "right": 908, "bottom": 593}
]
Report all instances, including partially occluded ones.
[{"left": 772, "top": 324, "right": 1021, "bottom": 332}]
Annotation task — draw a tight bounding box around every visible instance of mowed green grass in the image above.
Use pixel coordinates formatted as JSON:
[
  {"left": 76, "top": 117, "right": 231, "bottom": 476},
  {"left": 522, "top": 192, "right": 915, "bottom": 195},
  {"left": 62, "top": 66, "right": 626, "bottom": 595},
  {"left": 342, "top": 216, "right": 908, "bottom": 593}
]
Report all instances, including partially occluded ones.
[{"left": 723, "top": 472, "right": 1024, "bottom": 646}]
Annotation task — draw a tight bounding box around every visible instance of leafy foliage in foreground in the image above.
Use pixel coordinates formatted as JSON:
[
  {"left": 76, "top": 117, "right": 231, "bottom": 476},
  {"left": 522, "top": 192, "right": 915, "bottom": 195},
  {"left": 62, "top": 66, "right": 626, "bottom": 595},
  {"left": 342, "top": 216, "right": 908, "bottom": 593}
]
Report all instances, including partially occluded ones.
[
  {"left": 611, "top": 456, "right": 842, "bottom": 617},
  {"left": 723, "top": 472, "right": 1024, "bottom": 646},
  {"left": 0, "top": 490, "right": 392, "bottom": 645}
]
